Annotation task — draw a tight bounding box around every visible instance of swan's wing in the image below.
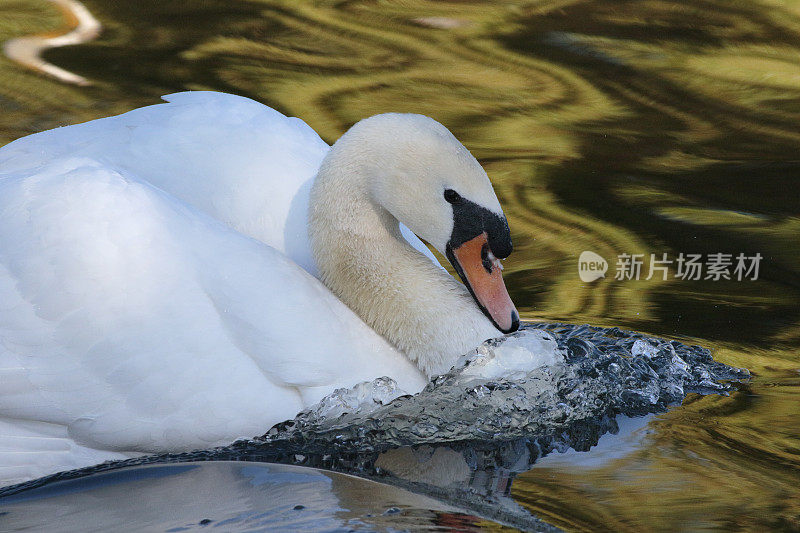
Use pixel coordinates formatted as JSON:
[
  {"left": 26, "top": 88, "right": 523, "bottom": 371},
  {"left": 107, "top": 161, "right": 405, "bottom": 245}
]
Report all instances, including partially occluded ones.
[
  {"left": 0, "top": 158, "right": 426, "bottom": 483},
  {"left": 0, "top": 91, "right": 442, "bottom": 275},
  {"left": 0, "top": 91, "right": 326, "bottom": 276}
]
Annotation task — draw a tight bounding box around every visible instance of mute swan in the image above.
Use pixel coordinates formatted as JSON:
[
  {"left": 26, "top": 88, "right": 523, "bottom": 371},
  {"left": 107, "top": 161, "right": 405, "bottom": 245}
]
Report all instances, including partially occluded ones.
[{"left": 0, "top": 92, "right": 518, "bottom": 485}]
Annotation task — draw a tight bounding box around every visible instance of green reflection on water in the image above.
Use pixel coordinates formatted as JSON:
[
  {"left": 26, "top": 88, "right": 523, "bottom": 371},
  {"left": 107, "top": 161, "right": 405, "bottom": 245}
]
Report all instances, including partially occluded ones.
[{"left": 1, "top": 0, "right": 798, "bottom": 530}]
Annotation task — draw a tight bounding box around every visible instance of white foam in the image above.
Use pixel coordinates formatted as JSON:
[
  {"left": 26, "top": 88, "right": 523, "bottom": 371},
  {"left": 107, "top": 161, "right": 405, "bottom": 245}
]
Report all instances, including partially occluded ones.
[{"left": 459, "top": 330, "right": 566, "bottom": 381}]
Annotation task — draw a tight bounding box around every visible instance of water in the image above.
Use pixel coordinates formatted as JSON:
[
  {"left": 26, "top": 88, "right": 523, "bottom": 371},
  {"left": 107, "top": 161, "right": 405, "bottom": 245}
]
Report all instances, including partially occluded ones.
[
  {"left": 0, "top": 1, "right": 798, "bottom": 530},
  {"left": 0, "top": 462, "right": 496, "bottom": 532},
  {"left": 0, "top": 325, "right": 748, "bottom": 530}
]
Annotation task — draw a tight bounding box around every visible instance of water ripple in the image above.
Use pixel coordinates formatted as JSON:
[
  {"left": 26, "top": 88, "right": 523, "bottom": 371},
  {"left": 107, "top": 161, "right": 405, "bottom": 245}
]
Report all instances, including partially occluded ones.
[{"left": 3, "top": 0, "right": 100, "bottom": 86}]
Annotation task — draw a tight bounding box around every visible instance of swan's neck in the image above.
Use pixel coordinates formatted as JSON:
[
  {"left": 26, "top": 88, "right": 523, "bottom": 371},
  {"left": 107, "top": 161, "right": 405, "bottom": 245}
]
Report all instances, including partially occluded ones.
[{"left": 309, "top": 151, "right": 498, "bottom": 377}]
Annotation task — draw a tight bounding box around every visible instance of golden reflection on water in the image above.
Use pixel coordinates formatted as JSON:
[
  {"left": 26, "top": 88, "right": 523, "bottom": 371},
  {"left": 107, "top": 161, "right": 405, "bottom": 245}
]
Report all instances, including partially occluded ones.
[
  {"left": 1, "top": 0, "right": 798, "bottom": 530},
  {"left": 513, "top": 378, "right": 800, "bottom": 531},
  {"left": 3, "top": 0, "right": 101, "bottom": 86}
]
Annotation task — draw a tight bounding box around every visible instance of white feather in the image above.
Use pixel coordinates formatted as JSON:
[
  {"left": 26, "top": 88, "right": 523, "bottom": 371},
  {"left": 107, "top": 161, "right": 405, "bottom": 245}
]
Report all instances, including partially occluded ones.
[
  {"left": 0, "top": 92, "right": 509, "bottom": 486},
  {"left": 0, "top": 93, "right": 433, "bottom": 485}
]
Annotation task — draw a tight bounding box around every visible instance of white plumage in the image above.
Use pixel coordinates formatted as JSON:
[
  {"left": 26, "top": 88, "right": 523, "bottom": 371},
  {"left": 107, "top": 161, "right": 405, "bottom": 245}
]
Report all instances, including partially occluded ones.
[
  {"left": 0, "top": 92, "right": 436, "bottom": 485},
  {"left": 0, "top": 91, "right": 513, "bottom": 486}
]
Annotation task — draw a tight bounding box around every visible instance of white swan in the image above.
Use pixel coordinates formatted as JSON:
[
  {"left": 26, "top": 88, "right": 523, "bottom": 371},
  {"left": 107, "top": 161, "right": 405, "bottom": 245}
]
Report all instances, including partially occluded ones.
[{"left": 0, "top": 91, "right": 518, "bottom": 485}]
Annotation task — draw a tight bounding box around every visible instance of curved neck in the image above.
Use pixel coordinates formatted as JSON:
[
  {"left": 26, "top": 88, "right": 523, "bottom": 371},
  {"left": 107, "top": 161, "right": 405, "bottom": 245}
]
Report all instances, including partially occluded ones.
[{"left": 308, "top": 150, "right": 498, "bottom": 377}]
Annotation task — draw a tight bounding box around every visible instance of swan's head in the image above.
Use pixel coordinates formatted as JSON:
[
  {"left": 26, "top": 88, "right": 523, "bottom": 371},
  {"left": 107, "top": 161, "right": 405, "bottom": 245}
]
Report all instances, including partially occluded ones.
[{"left": 339, "top": 113, "right": 520, "bottom": 333}]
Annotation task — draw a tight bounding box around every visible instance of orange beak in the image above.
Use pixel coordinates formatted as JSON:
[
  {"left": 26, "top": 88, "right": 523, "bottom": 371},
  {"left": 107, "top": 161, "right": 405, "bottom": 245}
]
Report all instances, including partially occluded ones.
[{"left": 450, "top": 232, "right": 519, "bottom": 333}]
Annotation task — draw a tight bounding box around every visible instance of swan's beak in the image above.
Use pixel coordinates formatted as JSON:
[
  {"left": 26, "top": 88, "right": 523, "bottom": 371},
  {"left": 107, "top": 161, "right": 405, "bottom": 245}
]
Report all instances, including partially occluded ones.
[{"left": 448, "top": 232, "right": 520, "bottom": 333}]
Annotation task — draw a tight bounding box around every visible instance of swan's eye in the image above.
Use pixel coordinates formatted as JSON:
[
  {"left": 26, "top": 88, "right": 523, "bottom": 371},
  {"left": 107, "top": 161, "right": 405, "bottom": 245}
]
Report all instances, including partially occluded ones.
[{"left": 444, "top": 189, "right": 461, "bottom": 204}]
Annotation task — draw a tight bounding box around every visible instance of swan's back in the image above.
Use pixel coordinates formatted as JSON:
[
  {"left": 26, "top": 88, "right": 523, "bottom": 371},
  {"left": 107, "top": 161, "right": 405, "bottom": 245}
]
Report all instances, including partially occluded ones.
[{"left": 0, "top": 91, "right": 327, "bottom": 275}]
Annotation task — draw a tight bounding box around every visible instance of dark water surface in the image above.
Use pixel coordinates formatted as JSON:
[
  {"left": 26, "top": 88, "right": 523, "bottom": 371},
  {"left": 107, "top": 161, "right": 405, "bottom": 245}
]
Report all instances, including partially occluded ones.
[
  {"left": 0, "top": 1, "right": 798, "bottom": 531},
  {"left": 0, "top": 462, "right": 502, "bottom": 532}
]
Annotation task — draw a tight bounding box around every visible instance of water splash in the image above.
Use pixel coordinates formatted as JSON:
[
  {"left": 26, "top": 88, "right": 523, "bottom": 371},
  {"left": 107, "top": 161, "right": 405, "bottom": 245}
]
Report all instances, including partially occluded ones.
[
  {"left": 258, "top": 323, "right": 745, "bottom": 451},
  {"left": 0, "top": 323, "right": 748, "bottom": 529}
]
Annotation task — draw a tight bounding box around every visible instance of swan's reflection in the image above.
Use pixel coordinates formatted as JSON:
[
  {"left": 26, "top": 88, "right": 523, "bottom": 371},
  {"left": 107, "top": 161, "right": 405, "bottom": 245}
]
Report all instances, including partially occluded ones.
[
  {"left": 0, "top": 461, "right": 484, "bottom": 532},
  {"left": 375, "top": 415, "right": 653, "bottom": 493},
  {"left": 0, "top": 416, "right": 655, "bottom": 531}
]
